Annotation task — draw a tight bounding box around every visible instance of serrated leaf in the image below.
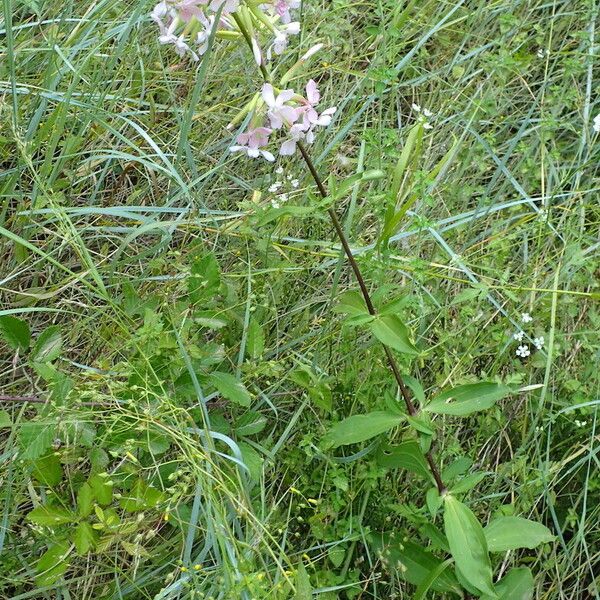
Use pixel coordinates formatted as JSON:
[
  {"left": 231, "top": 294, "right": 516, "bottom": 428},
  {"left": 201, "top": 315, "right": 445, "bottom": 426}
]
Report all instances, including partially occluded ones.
[
  {"left": 246, "top": 317, "right": 265, "bottom": 359},
  {"left": 235, "top": 411, "right": 267, "bottom": 436},
  {"left": 188, "top": 253, "right": 220, "bottom": 303},
  {"left": 323, "top": 411, "right": 405, "bottom": 448},
  {"left": 19, "top": 421, "right": 56, "bottom": 460},
  {"left": 443, "top": 495, "right": 495, "bottom": 596},
  {"left": 27, "top": 505, "right": 76, "bottom": 526},
  {"left": 88, "top": 474, "right": 113, "bottom": 506},
  {"left": 77, "top": 483, "right": 94, "bottom": 518},
  {"left": 484, "top": 517, "right": 554, "bottom": 552},
  {"left": 35, "top": 542, "right": 70, "bottom": 586},
  {"left": 31, "top": 453, "right": 62, "bottom": 487},
  {"left": 32, "top": 325, "right": 62, "bottom": 363},
  {"left": 369, "top": 314, "right": 418, "bottom": 354},
  {"left": 209, "top": 371, "right": 251, "bottom": 407},
  {"left": 425, "top": 382, "right": 511, "bottom": 416},
  {"left": 0, "top": 315, "right": 30, "bottom": 350},
  {"left": 376, "top": 440, "right": 432, "bottom": 481},
  {"left": 294, "top": 561, "right": 312, "bottom": 600},
  {"left": 73, "top": 521, "right": 97, "bottom": 555}
]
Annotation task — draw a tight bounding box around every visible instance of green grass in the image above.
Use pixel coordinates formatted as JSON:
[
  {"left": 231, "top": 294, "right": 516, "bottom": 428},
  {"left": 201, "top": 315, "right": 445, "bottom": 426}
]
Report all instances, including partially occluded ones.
[{"left": 1, "top": 0, "right": 599, "bottom": 598}]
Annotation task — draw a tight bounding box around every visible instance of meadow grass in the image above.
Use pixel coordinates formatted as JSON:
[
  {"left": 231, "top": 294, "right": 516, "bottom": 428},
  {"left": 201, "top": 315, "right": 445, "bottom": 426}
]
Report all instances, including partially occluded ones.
[{"left": 1, "top": 0, "right": 599, "bottom": 598}]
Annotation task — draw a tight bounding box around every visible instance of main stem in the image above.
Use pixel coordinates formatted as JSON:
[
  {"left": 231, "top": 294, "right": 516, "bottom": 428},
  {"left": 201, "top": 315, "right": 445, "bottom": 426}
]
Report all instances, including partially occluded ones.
[{"left": 297, "top": 142, "right": 445, "bottom": 494}]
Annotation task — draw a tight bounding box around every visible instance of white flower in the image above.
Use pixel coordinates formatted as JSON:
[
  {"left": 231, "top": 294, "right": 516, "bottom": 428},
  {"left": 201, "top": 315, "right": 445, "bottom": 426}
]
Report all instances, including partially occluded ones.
[
  {"left": 533, "top": 336, "right": 544, "bottom": 350},
  {"left": 423, "top": 108, "right": 433, "bottom": 117},
  {"left": 423, "top": 122, "right": 433, "bottom": 130},
  {"left": 290, "top": 179, "right": 299, "bottom": 188},
  {"left": 279, "top": 192, "right": 289, "bottom": 202},
  {"left": 280, "top": 123, "right": 312, "bottom": 155},
  {"left": 521, "top": 312, "right": 533, "bottom": 323},
  {"left": 268, "top": 21, "right": 300, "bottom": 58},
  {"left": 300, "top": 43, "right": 323, "bottom": 62},
  {"left": 411, "top": 103, "right": 421, "bottom": 112},
  {"left": 513, "top": 331, "right": 525, "bottom": 341},
  {"left": 516, "top": 345, "right": 531, "bottom": 358},
  {"left": 271, "top": 199, "right": 280, "bottom": 209},
  {"left": 275, "top": 166, "right": 284, "bottom": 174},
  {"left": 268, "top": 182, "right": 282, "bottom": 193},
  {"left": 593, "top": 113, "right": 600, "bottom": 133}
]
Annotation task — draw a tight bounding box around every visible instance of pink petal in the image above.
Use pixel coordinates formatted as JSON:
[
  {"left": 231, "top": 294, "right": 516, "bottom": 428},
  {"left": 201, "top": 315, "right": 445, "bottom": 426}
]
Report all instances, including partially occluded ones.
[
  {"left": 277, "top": 89, "right": 296, "bottom": 104},
  {"left": 261, "top": 150, "right": 276, "bottom": 162},
  {"left": 306, "top": 79, "right": 320, "bottom": 105},
  {"left": 280, "top": 140, "right": 297, "bottom": 155},
  {"left": 262, "top": 83, "right": 276, "bottom": 107}
]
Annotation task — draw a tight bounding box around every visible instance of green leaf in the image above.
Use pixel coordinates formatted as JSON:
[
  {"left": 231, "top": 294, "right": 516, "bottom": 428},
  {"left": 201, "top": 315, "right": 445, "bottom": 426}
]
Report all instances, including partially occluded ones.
[
  {"left": 188, "top": 253, "right": 220, "bottom": 303},
  {"left": 235, "top": 411, "right": 267, "bottom": 436},
  {"left": 323, "top": 411, "right": 405, "bottom": 448},
  {"left": 369, "top": 314, "right": 418, "bottom": 354},
  {"left": 426, "top": 487, "right": 442, "bottom": 518},
  {"left": 328, "top": 545, "right": 346, "bottom": 568},
  {"left": 27, "top": 505, "right": 76, "bottom": 527},
  {"left": 0, "top": 315, "right": 30, "bottom": 350},
  {"left": 209, "top": 371, "right": 251, "bottom": 407},
  {"left": 73, "top": 522, "right": 97, "bottom": 555},
  {"left": 489, "top": 567, "right": 534, "bottom": 600},
  {"left": 88, "top": 474, "right": 113, "bottom": 506},
  {"left": 444, "top": 494, "right": 494, "bottom": 596},
  {"left": 239, "top": 441, "right": 263, "bottom": 483},
  {"left": 19, "top": 421, "right": 56, "bottom": 460},
  {"left": 369, "top": 533, "right": 462, "bottom": 595},
  {"left": 0, "top": 410, "right": 11, "bottom": 428},
  {"left": 376, "top": 440, "right": 432, "bottom": 481},
  {"left": 334, "top": 291, "right": 370, "bottom": 317},
  {"left": 77, "top": 483, "right": 94, "bottom": 518},
  {"left": 31, "top": 453, "right": 62, "bottom": 487},
  {"left": 449, "top": 472, "right": 487, "bottom": 495},
  {"left": 484, "top": 517, "right": 554, "bottom": 553},
  {"left": 246, "top": 317, "right": 265, "bottom": 359},
  {"left": 32, "top": 325, "right": 62, "bottom": 363},
  {"left": 119, "top": 479, "right": 164, "bottom": 512},
  {"left": 425, "top": 382, "right": 511, "bottom": 416},
  {"left": 35, "top": 542, "right": 70, "bottom": 586},
  {"left": 443, "top": 495, "right": 495, "bottom": 596},
  {"left": 294, "top": 561, "right": 312, "bottom": 600}
]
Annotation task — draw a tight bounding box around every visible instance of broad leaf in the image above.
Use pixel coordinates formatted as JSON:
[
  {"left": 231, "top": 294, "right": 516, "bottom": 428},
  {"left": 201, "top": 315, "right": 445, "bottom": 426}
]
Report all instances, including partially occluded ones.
[
  {"left": 491, "top": 567, "right": 534, "bottom": 600},
  {"left": 484, "top": 516, "right": 554, "bottom": 552},
  {"left": 27, "top": 505, "right": 76, "bottom": 527},
  {"left": 88, "top": 473, "right": 113, "bottom": 506},
  {"left": 36, "top": 542, "right": 70, "bottom": 586},
  {"left": 294, "top": 561, "right": 312, "bottom": 600},
  {"left": 246, "top": 318, "right": 265, "bottom": 359},
  {"left": 209, "top": 372, "right": 251, "bottom": 407},
  {"left": 0, "top": 315, "right": 30, "bottom": 350},
  {"left": 334, "top": 291, "right": 370, "bottom": 317},
  {"left": 19, "top": 421, "right": 56, "bottom": 460},
  {"left": 323, "top": 411, "right": 405, "bottom": 448},
  {"left": 73, "top": 521, "right": 97, "bottom": 555},
  {"left": 369, "top": 314, "right": 418, "bottom": 354},
  {"left": 239, "top": 441, "right": 263, "bottom": 483},
  {"left": 369, "top": 532, "right": 463, "bottom": 595},
  {"left": 188, "top": 253, "right": 220, "bottom": 303},
  {"left": 376, "top": 440, "right": 432, "bottom": 481},
  {"left": 425, "top": 382, "right": 511, "bottom": 416},
  {"left": 31, "top": 453, "right": 62, "bottom": 487},
  {"left": 443, "top": 495, "right": 495, "bottom": 596},
  {"left": 32, "top": 325, "right": 62, "bottom": 363},
  {"left": 119, "top": 478, "right": 164, "bottom": 512},
  {"left": 77, "top": 482, "right": 94, "bottom": 518},
  {"left": 450, "top": 472, "right": 487, "bottom": 495},
  {"left": 235, "top": 411, "right": 267, "bottom": 436}
]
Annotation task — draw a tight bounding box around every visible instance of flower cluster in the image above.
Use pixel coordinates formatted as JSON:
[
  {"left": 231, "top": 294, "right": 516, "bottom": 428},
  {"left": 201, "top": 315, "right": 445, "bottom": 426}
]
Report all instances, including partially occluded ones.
[
  {"left": 412, "top": 103, "right": 434, "bottom": 129},
  {"left": 513, "top": 312, "right": 544, "bottom": 358},
  {"left": 593, "top": 113, "right": 600, "bottom": 133},
  {"left": 230, "top": 80, "right": 337, "bottom": 161},
  {"left": 268, "top": 166, "right": 300, "bottom": 207},
  {"left": 151, "top": 0, "right": 301, "bottom": 62}
]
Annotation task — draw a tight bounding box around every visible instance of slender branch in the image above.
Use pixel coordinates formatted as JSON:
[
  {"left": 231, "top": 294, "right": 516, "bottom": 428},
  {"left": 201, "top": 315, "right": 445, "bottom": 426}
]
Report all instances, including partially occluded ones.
[{"left": 297, "top": 141, "right": 445, "bottom": 494}]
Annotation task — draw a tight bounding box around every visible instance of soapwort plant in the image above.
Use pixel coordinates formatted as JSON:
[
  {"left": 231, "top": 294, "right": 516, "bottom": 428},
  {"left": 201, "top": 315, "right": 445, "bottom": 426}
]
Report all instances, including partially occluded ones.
[{"left": 150, "top": 1, "right": 555, "bottom": 597}]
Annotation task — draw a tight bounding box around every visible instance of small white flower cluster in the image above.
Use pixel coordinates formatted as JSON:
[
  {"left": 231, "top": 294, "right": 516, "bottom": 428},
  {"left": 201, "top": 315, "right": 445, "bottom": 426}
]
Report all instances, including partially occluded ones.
[
  {"left": 574, "top": 419, "right": 587, "bottom": 428},
  {"left": 513, "top": 312, "right": 544, "bottom": 358},
  {"left": 230, "top": 78, "right": 336, "bottom": 161},
  {"left": 268, "top": 166, "right": 299, "bottom": 207},
  {"left": 411, "top": 103, "right": 433, "bottom": 129},
  {"left": 150, "top": 0, "right": 301, "bottom": 62},
  {"left": 593, "top": 113, "right": 600, "bottom": 134}
]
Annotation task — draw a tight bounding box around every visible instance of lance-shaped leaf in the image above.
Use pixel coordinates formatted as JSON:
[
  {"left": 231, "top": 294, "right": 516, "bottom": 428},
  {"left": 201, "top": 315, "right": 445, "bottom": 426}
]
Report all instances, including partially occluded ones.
[
  {"left": 369, "top": 314, "right": 418, "bottom": 354},
  {"left": 323, "top": 411, "right": 405, "bottom": 448},
  {"left": 484, "top": 516, "right": 554, "bottom": 552},
  {"left": 424, "top": 382, "right": 511, "bottom": 416}
]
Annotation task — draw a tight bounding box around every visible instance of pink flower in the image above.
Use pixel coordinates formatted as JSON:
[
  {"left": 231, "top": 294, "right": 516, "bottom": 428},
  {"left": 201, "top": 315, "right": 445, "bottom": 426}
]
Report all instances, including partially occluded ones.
[
  {"left": 262, "top": 83, "right": 300, "bottom": 129},
  {"left": 298, "top": 80, "right": 337, "bottom": 128},
  {"left": 274, "top": 0, "right": 301, "bottom": 24},
  {"left": 209, "top": 0, "right": 240, "bottom": 13},
  {"left": 280, "top": 123, "right": 313, "bottom": 155},
  {"left": 175, "top": 0, "right": 208, "bottom": 21},
  {"left": 230, "top": 127, "right": 275, "bottom": 161},
  {"left": 268, "top": 21, "right": 300, "bottom": 58}
]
